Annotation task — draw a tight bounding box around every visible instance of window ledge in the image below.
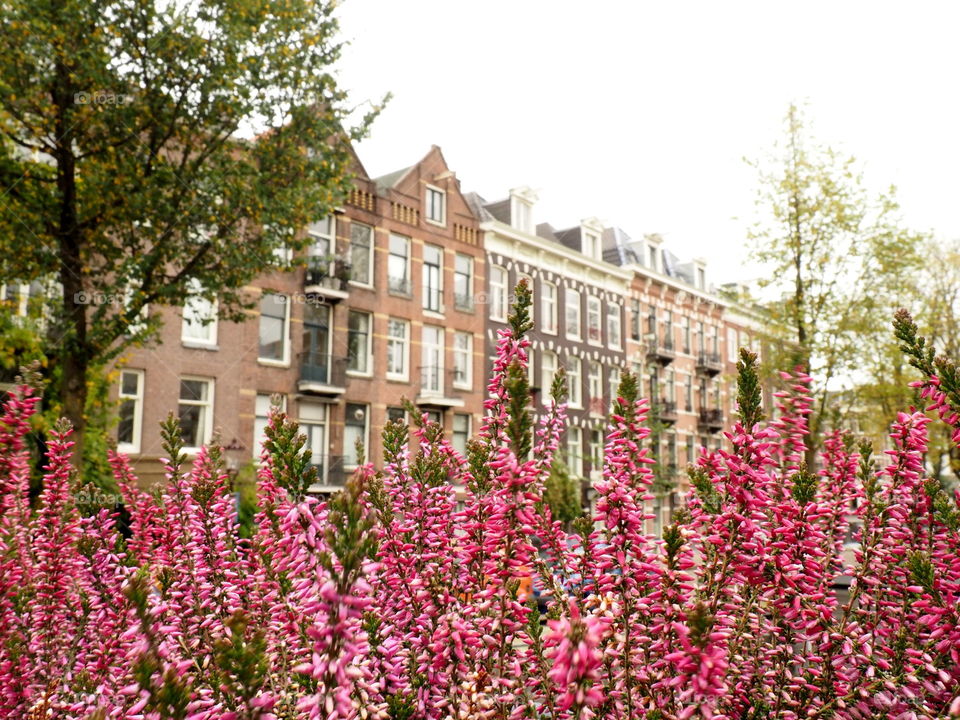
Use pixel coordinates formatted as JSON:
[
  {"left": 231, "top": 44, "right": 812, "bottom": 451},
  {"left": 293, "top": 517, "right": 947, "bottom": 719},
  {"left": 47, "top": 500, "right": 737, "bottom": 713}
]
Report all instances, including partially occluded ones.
[
  {"left": 423, "top": 310, "right": 445, "bottom": 321},
  {"left": 348, "top": 281, "right": 374, "bottom": 290},
  {"left": 346, "top": 370, "right": 373, "bottom": 379},
  {"left": 424, "top": 218, "right": 446, "bottom": 228},
  {"left": 258, "top": 359, "right": 290, "bottom": 368},
  {"left": 182, "top": 341, "right": 219, "bottom": 351}
]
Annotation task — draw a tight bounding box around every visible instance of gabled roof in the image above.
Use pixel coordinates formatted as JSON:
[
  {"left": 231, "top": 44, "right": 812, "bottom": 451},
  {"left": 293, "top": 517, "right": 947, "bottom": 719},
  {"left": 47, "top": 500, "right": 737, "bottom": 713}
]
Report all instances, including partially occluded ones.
[
  {"left": 374, "top": 165, "right": 413, "bottom": 192},
  {"left": 463, "top": 191, "right": 495, "bottom": 221}
]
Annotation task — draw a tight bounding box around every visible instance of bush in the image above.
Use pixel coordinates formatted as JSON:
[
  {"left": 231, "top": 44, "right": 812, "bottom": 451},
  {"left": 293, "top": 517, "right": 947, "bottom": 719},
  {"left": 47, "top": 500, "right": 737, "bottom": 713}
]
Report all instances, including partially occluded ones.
[{"left": 0, "top": 296, "right": 958, "bottom": 719}]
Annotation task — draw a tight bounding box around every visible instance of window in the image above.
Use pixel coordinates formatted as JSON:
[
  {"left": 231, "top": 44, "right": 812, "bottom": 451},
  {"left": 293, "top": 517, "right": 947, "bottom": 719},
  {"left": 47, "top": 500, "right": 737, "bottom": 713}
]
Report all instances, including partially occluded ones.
[
  {"left": 489, "top": 265, "right": 507, "bottom": 321},
  {"left": 350, "top": 223, "right": 373, "bottom": 286},
  {"left": 426, "top": 185, "right": 445, "bottom": 225},
  {"left": 566, "top": 427, "right": 583, "bottom": 477},
  {"left": 421, "top": 325, "right": 444, "bottom": 394},
  {"left": 608, "top": 366, "right": 620, "bottom": 406},
  {"left": 583, "top": 232, "right": 601, "bottom": 260},
  {"left": 589, "top": 429, "right": 604, "bottom": 468},
  {"left": 683, "top": 317, "right": 691, "bottom": 354},
  {"left": 254, "top": 393, "right": 287, "bottom": 459},
  {"left": 258, "top": 293, "right": 288, "bottom": 363},
  {"left": 307, "top": 217, "right": 335, "bottom": 278},
  {"left": 665, "top": 368, "right": 676, "bottom": 402},
  {"left": 386, "top": 318, "right": 409, "bottom": 380},
  {"left": 453, "top": 332, "right": 472, "bottom": 389},
  {"left": 662, "top": 310, "right": 673, "bottom": 351},
  {"left": 300, "top": 403, "right": 328, "bottom": 486},
  {"left": 607, "top": 303, "right": 622, "bottom": 348},
  {"left": 344, "top": 404, "right": 368, "bottom": 468},
  {"left": 425, "top": 410, "right": 442, "bottom": 425},
  {"left": 542, "top": 282, "right": 558, "bottom": 334},
  {"left": 630, "top": 299, "right": 641, "bottom": 341},
  {"left": 423, "top": 244, "right": 443, "bottom": 312},
  {"left": 512, "top": 197, "right": 533, "bottom": 234},
  {"left": 117, "top": 369, "right": 144, "bottom": 454},
  {"left": 697, "top": 267, "right": 706, "bottom": 289},
  {"left": 302, "top": 301, "right": 332, "bottom": 383},
  {"left": 565, "top": 288, "right": 581, "bottom": 339},
  {"left": 527, "top": 348, "right": 536, "bottom": 386},
  {"left": 588, "top": 363, "right": 603, "bottom": 404},
  {"left": 728, "top": 327, "right": 738, "bottom": 363},
  {"left": 685, "top": 375, "right": 693, "bottom": 412},
  {"left": 586, "top": 296, "right": 602, "bottom": 344},
  {"left": 697, "top": 322, "right": 705, "bottom": 353},
  {"left": 386, "top": 407, "right": 406, "bottom": 424},
  {"left": 179, "top": 377, "right": 213, "bottom": 451},
  {"left": 687, "top": 438, "right": 695, "bottom": 464},
  {"left": 567, "top": 356, "right": 582, "bottom": 408},
  {"left": 542, "top": 351, "right": 558, "bottom": 395},
  {"left": 181, "top": 278, "right": 217, "bottom": 346},
  {"left": 123, "top": 284, "right": 149, "bottom": 338},
  {"left": 454, "top": 254, "right": 473, "bottom": 311},
  {"left": 452, "top": 413, "right": 471, "bottom": 455},
  {"left": 347, "top": 310, "right": 372, "bottom": 374},
  {"left": 388, "top": 234, "right": 411, "bottom": 295}
]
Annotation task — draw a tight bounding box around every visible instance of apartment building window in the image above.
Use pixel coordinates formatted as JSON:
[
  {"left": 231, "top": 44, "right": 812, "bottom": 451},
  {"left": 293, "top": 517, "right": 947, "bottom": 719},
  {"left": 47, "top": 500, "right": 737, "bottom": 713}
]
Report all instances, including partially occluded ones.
[
  {"left": 583, "top": 232, "right": 601, "bottom": 260},
  {"left": 421, "top": 325, "right": 444, "bottom": 394},
  {"left": 299, "top": 403, "right": 328, "bottom": 483},
  {"left": 386, "top": 318, "right": 409, "bottom": 380},
  {"left": 423, "top": 244, "right": 443, "bottom": 312},
  {"left": 711, "top": 325, "right": 720, "bottom": 355},
  {"left": 117, "top": 369, "right": 144, "bottom": 454},
  {"left": 452, "top": 413, "right": 471, "bottom": 455},
  {"left": 386, "top": 407, "right": 406, "bottom": 424},
  {"left": 667, "top": 432, "right": 678, "bottom": 467},
  {"left": 350, "top": 222, "right": 373, "bottom": 286},
  {"left": 567, "top": 356, "right": 582, "bottom": 408},
  {"left": 254, "top": 393, "right": 286, "bottom": 459},
  {"left": 307, "top": 216, "right": 335, "bottom": 270},
  {"left": 586, "top": 296, "right": 602, "bottom": 344},
  {"left": 259, "top": 293, "right": 288, "bottom": 363},
  {"left": 630, "top": 299, "right": 641, "bottom": 341},
  {"left": 588, "top": 363, "right": 603, "bottom": 407},
  {"left": 608, "top": 303, "right": 622, "bottom": 349},
  {"left": 454, "top": 254, "right": 473, "bottom": 311},
  {"left": 665, "top": 368, "right": 676, "bottom": 402},
  {"left": 567, "top": 427, "right": 583, "bottom": 477},
  {"left": 347, "top": 310, "right": 372, "bottom": 374},
  {"left": 513, "top": 199, "right": 532, "bottom": 234},
  {"left": 608, "top": 366, "right": 620, "bottom": 406},
  {"left": 685, "top": 375, "right": 693, "bottom": 412},
  {"left": 542, "top": 351, "right": 558, "bottom": 395},
  {"left": 425, "top": 185, "right": 445, "bottom": 225},
  {"left": 302, "top": 301, "right": 331, "bottom": 381},
  {"left": 179, "top": 377, "right": 213, "bottom": 451},
  {"left": 697, "top": 267, "right": 706, "bottom": 289},
  {"left": 489, "top": 265, "right": 507, "bottom": 321},
  {"left": 682, "top": 317, "right": 691, "bottom": 354},
  {"left": 647, "top": 305, "right": 657, "bottom": 337},
  {"left": 527, "top": 348, "right": 536, "bottom": 386},
  {"left": 344, "top": 404, "right": 368, "bottom": 468},
  {"left": 687, "top": 437, "right": 695, "bottom": 464},
  {"left": 697, "top": 321, "right": 705, "bottom": 354},
  {"left": 542, "top": 281, "right": 558, "bottom": 334},
  {"left": 453, "top": 331, "right": 472, "bottom": 389},
  {"left": 589, "top": 428, "right": 604, "bottom": 468},
  {"left": 181, "top": 278, "right": 217, "bottom": 347},
  {"left": 388, "top": 234, "right": 411, "bottom": 295},
  {"left": 728, "top": 327, "right": 738, "bottom": 363},
  {"left": 565, "top": 288, "right": 582, "bottom": 340}
]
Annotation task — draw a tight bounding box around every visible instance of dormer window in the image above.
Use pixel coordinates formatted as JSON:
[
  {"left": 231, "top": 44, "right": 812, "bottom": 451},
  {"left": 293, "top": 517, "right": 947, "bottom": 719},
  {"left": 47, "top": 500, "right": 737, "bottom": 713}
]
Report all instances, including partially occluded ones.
[
  {"left": 697, "top": 267, "right": 706, "bottom": 290},
  {"left": 648, "top": 245, "right": 658, "bottom": 272},
  {"left": 509, "top": 187, "right": 538, "bottom": 234},
  {"left": 583, "top": 232, "right": 601, "bottom": 260},
  {"left": 425, "top": 185, "right": 446, "bottom": 225}
]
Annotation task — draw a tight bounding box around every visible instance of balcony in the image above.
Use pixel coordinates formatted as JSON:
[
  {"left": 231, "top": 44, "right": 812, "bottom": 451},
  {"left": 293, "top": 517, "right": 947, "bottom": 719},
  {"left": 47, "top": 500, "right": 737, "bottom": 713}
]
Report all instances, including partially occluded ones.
[
  {"left": 696, "top": 352, "right": 723, "bottom": 376},
  {"left": 646, "top": 334, "right": 676, "bottom": 366},
  {"left": 298, "top": 353, "right": 347, "bottom": 395},
  {"left": 415, "top": 366, "right": 465, "bottom": 408},
  {"left": 653, "top": 398, "right": 678, "bottom": 425},
  {"left": 698, "top": 407, "right": 724, "bottom": 433},
  {"left": 305, "top": 257, "right": 350, "bottom": 303},
  {"left": 307, "top": 455, "right": 348, "bottom": 493},
  {"left": 388, "top": 275, "right": 412, "bottom": 297}
]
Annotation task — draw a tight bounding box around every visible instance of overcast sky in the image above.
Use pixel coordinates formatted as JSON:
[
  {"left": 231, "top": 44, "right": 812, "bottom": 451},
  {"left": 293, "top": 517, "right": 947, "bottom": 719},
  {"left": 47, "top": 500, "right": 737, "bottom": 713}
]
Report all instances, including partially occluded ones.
[{"left": 334, "top": 1, "right": 960, "bottom": 287}]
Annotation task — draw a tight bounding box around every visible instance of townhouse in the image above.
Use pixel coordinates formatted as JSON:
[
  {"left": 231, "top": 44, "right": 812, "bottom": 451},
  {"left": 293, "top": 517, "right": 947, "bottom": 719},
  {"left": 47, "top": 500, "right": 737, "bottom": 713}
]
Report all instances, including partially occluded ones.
[{"left": 114, "top": 145, "right": 486, "bottom": 489}]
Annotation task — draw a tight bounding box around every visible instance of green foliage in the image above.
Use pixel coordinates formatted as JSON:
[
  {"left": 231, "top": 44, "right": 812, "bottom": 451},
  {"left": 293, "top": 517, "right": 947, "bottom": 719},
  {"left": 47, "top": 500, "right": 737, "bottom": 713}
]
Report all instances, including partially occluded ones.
[
  {"left": 689, "top": 466, "right": 721, "bottom": 516},
  {"left": 505, "top": 280, "right": 534, "bottom": 461},
  {"left": 544, "top": 456, "right": 583, "bottom": 525},
  {"left": 736, "top": 348, "right": 764, "bottom": 428},
  {"left": 790, "top": 465, "right": 818, "bottom": 505},
  {"left": 263, "top": 399, "right": 317, "bottom": 503},
  {"left": 748, "top": 103, "right": 926, "bottom": 451}
]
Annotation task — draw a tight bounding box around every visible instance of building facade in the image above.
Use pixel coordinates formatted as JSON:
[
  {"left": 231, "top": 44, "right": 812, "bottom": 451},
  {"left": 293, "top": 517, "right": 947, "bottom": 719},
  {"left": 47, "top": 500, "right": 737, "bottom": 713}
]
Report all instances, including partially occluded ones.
[{"left": 114, "top": 146, "right": 486, "bottom": 489}]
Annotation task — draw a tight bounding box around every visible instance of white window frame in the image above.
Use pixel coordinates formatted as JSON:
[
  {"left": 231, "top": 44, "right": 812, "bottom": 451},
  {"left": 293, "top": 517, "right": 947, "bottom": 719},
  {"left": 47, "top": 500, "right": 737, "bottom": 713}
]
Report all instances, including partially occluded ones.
[
  {"left": 347, "top": 310, "right": 373, "bottom": 376},
  {"left": 178, "top": 376, "right": 214, "bottom": 453},
  {"left": 567, "top": 356, "right": 582, "bottom": 408},
  {"left": 541, "top": 281, "right": 558, "bottom": 334},
  {"left": 423, "top": 244, "right": 444, "bottom": 313},
  {"left": 565, "top": 288, "right": 581, "bottom": 340},
  {"left": 489, "top": 265, "right": 507, "bottom": 322},
  {"left": 425, "top": 184, "right": 446, "bottom": 226},
  {"left": 421, "top": 325, "right": 445, "bottom": 394},
  {"left": 588, "top": 362, "right": 603, "bottom": 403},
  {"left": 117, "top": 369, "right": 144, "bottom": 454},
  {"left": 388, "top": 233, "right": 412, "bottom": 295},
  {"left": 453, "top": 331, "right": 473, "bottom": 390},
  {"left": 567, "top": 427, "right": 583, "bottom": 477},
  {"left": 386, "top": 318, "right": 409, "bottom": 381},
  {"left": 586, "top": 296, "right": 602, "bottom": 345},
  {"left": 258, "top": 292, "right": 290, "bottom": 366},
  {"left": 542, "top": 350, "right": 558, "bottom": 396},
  {"left": 607, "top": 302, "right": 622, "bottom": 349},
  {"left": 254, "top": 393, "right": 287, "bottom": 461},
  {"left": 452, "top": 413, "right": 471, "bottom": 455},
  {"left": 349, "top": 222, "right": 374, "bottom": 288},
  {"left": 454, "top": 253, "right": 474, "bottom": 311},
  {"left": 181, "top": 278, "right": 218, "bottom": 347},
  {"left": 728, "top": 327, "right": 738, "bottom": 363},
  {"left": 583, "top": 232, "right": 601, "bottom": 260}
]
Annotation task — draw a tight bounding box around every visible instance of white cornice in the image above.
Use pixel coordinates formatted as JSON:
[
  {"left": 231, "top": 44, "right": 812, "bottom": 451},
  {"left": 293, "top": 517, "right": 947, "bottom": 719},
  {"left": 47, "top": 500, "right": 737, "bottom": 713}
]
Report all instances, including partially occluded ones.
[{"left": 624, "top": 262, "right": 727, "bottom": 307}]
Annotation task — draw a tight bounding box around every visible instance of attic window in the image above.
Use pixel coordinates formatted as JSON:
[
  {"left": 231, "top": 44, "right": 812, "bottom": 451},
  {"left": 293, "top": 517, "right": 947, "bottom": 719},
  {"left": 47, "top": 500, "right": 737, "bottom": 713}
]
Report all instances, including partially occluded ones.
[
  {"left": 511, "top": 197, "right": 533, "bottom": 234},
  {"left": 583, "top": 232, "right": 601, "bottom": 260},
  {"left": 426, "top": 186, "right": 445, "bottom": 225}
]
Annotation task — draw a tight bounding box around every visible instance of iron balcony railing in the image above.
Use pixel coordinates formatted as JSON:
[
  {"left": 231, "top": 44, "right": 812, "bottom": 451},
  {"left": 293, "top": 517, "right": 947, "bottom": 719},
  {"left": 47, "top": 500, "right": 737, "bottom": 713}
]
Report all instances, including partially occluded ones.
[{"left": 300, "top": 352, "right": 348, "bottom": 389}]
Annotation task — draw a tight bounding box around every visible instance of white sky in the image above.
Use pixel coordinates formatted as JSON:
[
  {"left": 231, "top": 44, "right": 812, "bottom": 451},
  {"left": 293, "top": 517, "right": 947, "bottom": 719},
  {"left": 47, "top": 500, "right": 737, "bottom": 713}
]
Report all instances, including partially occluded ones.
[{"left": 334, "top": 0, "right": 960, "bottom": 287}]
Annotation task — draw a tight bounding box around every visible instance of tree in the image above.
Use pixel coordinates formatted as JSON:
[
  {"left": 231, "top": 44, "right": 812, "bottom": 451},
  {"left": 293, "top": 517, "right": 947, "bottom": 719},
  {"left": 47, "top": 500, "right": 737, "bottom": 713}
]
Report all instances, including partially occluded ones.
[
  {"left": 0, "top": 0, "right": 380, "bottom": 461},
  {"left": 544, "top": 456, "right": 583, "bottom": 526},
  {"left": 748, "top": 103, "right": 925, "bottom": 456}
]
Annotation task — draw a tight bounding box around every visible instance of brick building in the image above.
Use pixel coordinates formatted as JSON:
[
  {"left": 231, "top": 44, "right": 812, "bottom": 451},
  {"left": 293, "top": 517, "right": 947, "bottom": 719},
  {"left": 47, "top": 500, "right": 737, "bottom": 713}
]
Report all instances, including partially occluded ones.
[
  {"left": 468, "top": 188, "right": 631, "bottom": 505},
  {"left": 114, "top": 145, "right": 486, "bottom": 489}
]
